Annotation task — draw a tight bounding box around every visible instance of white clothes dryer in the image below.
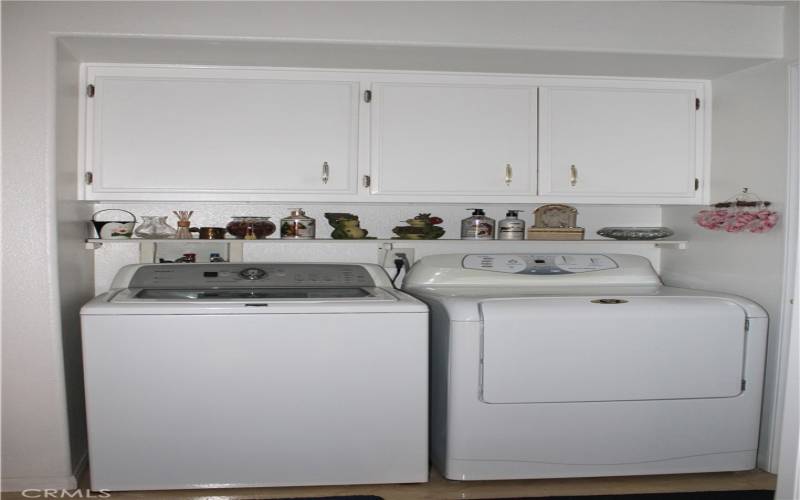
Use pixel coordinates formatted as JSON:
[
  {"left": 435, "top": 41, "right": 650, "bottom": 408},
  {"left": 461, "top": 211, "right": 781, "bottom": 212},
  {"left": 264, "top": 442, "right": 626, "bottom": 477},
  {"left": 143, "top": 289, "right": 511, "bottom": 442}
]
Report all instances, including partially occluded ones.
[{"left": 402, "top": 253, "right": 767, "bottom": 481}]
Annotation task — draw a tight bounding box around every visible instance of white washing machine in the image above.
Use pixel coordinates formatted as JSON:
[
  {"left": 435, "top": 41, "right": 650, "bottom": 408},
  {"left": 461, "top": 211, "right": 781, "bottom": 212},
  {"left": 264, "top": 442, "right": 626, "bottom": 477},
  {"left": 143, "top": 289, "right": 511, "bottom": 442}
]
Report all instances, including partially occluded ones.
[
  {"left": 81, "top": 262, "right": 429, "bottom": 491},
  {"left": 402, "top": 253, "right": 768, "bottom": 481}
]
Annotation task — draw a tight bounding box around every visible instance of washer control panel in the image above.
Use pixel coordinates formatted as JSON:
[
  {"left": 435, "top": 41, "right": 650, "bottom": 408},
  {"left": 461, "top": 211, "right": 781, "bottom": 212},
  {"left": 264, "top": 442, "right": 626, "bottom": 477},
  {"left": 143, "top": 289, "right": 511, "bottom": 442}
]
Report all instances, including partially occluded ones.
[
  {"left": 462, "top": 254, "right": 618, "bottom": 275},
  {"left": 128, "top": 263, "right": 376, "bottom": 288}
]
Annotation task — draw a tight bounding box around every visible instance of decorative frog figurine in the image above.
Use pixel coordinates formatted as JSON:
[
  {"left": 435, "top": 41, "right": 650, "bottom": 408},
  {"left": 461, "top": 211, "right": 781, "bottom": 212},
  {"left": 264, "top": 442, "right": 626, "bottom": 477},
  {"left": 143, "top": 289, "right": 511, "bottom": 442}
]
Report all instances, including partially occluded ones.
[
  {"left": 324, "top": 213, "right": 372, "bottom": 239},
  {"left": 392, "top": 213, "right": 445, "bottom": 240}
]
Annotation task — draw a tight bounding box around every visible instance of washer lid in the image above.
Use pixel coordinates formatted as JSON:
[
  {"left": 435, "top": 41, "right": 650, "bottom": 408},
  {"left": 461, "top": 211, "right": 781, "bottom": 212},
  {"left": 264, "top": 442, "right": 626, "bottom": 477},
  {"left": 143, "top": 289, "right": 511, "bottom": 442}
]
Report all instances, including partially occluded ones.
[
  {"left": 109, "top": 284, "right": 397, "bottom": 304},
  {"left": 133, "top": 287, "right": 372, "bottom": 300}
]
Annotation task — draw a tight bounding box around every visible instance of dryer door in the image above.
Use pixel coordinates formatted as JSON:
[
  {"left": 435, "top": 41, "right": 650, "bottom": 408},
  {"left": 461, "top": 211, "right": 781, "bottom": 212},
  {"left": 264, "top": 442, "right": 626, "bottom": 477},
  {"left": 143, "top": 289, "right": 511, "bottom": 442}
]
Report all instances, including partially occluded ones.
[{"left": 479, "top": 296, "right": 747, "bottom": 403}]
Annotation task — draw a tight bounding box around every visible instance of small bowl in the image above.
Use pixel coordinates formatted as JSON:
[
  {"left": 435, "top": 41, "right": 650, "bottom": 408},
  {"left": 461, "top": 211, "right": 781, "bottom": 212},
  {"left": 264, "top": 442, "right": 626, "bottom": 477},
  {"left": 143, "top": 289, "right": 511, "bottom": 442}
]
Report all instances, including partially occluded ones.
[{"left": 597, "top": 227, "right": 674, "bottom": 240}]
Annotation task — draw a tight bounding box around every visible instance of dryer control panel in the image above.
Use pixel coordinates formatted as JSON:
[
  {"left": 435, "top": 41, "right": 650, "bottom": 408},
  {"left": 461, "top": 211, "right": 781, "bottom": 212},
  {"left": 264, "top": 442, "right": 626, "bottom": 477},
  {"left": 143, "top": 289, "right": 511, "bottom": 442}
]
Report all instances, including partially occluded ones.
[{"left": 462, "top": 254, "right": 618, "bottom": 275}]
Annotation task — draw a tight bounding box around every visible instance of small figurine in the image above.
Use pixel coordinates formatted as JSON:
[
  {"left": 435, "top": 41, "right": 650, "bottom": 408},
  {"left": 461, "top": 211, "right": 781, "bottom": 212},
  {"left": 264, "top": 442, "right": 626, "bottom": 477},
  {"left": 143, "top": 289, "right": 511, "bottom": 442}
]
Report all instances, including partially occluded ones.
[
  {"left": 324, "top": 213, "right": 372, "bottom": 239},
  {"left": 533, "top": 204, "right": 578, "bottom": 228},
  {"left": 392, "top": 213, "right": 445, "bottom": 240},
  {"left": 528, "top": 204, "right": 584, "bottom": 240}
]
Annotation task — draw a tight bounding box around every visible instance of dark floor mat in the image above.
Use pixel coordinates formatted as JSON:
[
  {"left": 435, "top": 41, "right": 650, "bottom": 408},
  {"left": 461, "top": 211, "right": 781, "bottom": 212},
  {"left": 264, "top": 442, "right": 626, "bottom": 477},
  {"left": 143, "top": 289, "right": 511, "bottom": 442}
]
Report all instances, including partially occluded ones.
[
  {"left": 251, "top": 496, "right": 383, "bottom": 500},
  {"left": 505, "top": 490, "right": 773, "bottom": 500}
]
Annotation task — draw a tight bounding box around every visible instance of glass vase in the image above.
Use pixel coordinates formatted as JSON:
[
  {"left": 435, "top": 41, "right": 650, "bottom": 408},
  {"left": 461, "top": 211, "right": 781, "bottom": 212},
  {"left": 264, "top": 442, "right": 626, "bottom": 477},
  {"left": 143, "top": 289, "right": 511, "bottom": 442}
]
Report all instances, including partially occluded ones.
[{"left": 134, "top": 216, "right": 177, "bottom": 239}]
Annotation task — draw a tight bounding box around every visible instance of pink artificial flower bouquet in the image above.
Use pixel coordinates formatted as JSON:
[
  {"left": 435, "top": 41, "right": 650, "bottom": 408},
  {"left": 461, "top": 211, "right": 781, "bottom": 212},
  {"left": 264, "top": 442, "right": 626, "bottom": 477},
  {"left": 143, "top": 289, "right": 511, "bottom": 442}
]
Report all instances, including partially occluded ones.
[{"left": 695, "top": 208, "right": 778, "bottom": 233}]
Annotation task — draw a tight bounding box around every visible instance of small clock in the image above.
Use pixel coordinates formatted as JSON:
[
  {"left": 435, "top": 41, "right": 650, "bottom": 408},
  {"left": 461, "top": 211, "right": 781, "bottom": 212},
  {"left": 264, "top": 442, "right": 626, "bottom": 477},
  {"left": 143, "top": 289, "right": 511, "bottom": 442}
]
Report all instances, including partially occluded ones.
[{"left": 534, "top": 204, "right": 579, "bottom": 228}]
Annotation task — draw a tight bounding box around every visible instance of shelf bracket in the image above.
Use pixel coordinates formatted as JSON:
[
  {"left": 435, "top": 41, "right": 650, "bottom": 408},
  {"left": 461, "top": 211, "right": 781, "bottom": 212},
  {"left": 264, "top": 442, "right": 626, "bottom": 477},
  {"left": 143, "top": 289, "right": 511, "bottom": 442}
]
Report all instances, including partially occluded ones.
[
  {"left": 655, "top": 241, "right": 688, "bottom": 250},
  {"left": 139, "top": 242, "right": 156, "bottom": 263},
  {"left": 228, "top": 241, "right": 244, "bottom": 263}
]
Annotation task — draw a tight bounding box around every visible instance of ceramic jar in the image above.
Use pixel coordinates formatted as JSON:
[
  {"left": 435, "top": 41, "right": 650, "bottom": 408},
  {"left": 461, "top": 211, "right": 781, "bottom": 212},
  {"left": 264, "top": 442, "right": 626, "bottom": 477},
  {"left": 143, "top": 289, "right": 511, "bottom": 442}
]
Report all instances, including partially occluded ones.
[{"left": 280, "top": 209, "right": 316, "bottom": 239}]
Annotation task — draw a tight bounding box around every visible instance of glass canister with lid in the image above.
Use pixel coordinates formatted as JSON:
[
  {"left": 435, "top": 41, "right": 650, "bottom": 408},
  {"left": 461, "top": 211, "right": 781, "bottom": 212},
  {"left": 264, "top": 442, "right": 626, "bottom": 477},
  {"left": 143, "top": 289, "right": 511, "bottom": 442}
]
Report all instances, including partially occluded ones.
[
  {"left": 280, "top": 209, "right": 316, "bottom": 239},
  {"left": 226, "top": 216, "right": 276, "bottom": 239}
]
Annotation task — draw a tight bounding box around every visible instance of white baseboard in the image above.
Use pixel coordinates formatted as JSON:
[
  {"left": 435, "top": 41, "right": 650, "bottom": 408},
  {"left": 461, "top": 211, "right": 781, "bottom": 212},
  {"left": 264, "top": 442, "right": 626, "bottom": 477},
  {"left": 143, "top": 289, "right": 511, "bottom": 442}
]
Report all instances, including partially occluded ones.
[
  {"left": 0, "top": 452, "right": 86, "bottom": 492},
  {"left": 1, "top": 474, "right": 78, "bottom": 492}
]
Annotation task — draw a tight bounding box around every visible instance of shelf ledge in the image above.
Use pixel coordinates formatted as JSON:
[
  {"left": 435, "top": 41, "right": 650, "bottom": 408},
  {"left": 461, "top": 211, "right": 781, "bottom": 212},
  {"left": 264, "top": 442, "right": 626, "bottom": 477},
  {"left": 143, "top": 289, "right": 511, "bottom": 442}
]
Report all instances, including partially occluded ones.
[{"left": 86, "top": 238, "right": 688, "bottom": 247}]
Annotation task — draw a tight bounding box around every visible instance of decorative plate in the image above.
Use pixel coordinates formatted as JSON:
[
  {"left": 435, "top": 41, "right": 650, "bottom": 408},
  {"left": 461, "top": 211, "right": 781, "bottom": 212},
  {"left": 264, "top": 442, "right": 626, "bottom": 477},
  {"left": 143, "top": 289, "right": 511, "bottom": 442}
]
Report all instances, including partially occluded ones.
[{"left": 596, "top": 227, "right": 674, "bottom": 240}]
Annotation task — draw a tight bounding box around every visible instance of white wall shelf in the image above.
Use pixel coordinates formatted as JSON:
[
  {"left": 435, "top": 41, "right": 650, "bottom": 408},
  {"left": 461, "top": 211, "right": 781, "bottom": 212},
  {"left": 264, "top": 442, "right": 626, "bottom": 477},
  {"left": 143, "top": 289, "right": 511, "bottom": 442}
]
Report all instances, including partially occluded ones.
[{"left": 86, "top": 238, "right": 688, "bottom": 249}]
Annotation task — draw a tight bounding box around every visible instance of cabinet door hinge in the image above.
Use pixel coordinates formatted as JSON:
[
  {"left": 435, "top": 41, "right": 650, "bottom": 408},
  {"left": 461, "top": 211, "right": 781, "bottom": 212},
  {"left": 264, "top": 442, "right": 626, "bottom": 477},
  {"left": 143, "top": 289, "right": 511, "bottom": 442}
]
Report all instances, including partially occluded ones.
[
  {"left": 694, "top": 178, "right": 700, "bottom": 191},
  {"left": 363, "top": 90, "right": 372, "bottom": 103},
  {"left": 84, "top": 171, "right": 93, "bottom": 185},
  {"left": 362, "top": 175, "right": 371, "bottom": 188},
  {"left": 741, "top": 379, "right": 747, "bottom": 391},
  {"left": 695, "top": 98, "right": 700, "bottom": 110},
  {"left": 86, "top": 84, "right": 95, "bottom": 98},
  {"left": 745, "top": 318, "right": 750, "bottom": 331}
]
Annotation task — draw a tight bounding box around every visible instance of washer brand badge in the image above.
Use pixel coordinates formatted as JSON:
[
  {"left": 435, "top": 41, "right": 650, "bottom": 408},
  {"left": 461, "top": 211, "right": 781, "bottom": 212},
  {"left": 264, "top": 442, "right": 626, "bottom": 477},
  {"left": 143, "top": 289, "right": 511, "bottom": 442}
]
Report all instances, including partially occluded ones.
[{"left": 21, "top": 490, "right": 111, "bottom": 499}]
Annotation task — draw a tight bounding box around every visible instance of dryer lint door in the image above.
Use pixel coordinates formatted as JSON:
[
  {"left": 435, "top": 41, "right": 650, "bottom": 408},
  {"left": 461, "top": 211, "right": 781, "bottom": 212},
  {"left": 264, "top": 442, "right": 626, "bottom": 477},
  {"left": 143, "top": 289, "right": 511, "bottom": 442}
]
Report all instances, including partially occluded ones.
[{"left": 479, "top": 297, "right": 747, "bottom": 404}]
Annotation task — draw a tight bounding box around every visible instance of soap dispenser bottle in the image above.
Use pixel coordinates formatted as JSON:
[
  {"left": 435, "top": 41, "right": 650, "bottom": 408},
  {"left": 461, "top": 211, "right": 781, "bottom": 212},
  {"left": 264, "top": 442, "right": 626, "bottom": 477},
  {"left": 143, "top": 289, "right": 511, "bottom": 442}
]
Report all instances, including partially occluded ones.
[
  {"left": 461, "top": 208, "right": 495, "bottom": 240},
  {"left": 498, "top": 210, "right": 525, "bottom": 240}
]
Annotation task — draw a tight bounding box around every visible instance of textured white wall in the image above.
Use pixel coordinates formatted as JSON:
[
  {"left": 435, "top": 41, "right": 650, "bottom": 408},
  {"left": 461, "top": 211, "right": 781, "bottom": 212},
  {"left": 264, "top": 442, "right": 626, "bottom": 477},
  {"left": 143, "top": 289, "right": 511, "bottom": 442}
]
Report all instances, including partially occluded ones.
[
  {"left": 775, "top": 61, "right": 799, "bottom": 500},
  {"left": 10, "top": 2, "right": 789, "bottom": 58},
  {"left": 660, "top": 4, "right": 799, "bottom": 472},
  {"left": 0, "top": 0, "right": 791, "bottom": 491},
  {"left": 54, "top": 42, "right": 93, "bottom": 480},
  {"left": 91, "top": 204, "right": 663, "bottom": 293},
  {"left": 2, "top": 11, "right": 77, "bottom": 493}
]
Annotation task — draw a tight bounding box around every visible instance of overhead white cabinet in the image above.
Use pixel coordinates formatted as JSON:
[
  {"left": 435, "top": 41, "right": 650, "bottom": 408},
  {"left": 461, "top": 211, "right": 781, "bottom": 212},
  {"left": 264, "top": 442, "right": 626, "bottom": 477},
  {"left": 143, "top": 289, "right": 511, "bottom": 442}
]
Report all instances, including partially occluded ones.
[
  {"left": 369, "top": 82, "right": 536, "bottom": 196},
  {"left": 80, "top": 65, "right": 709, "bottom": 204},
  {"left": 83, "top": 67, "right": 360, "bottom": 200},
  {"left": 538, "top": 83, "right": 706, "bottom": 203}
]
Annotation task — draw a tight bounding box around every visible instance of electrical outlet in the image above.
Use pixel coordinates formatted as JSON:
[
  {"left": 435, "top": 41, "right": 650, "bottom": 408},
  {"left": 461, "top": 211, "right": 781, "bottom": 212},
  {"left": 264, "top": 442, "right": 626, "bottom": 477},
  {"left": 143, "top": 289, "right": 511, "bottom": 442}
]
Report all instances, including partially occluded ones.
[{"left": 380, "top": 247, "right": 415, "bottom": 268}]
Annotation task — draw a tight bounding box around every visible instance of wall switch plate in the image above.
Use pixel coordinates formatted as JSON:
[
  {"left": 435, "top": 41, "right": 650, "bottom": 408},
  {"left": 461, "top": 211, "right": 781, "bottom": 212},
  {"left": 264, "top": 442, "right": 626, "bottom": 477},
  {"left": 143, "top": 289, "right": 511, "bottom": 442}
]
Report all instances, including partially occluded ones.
[{"left": 379, "top": 246, "right": 414, "bottom": 268}]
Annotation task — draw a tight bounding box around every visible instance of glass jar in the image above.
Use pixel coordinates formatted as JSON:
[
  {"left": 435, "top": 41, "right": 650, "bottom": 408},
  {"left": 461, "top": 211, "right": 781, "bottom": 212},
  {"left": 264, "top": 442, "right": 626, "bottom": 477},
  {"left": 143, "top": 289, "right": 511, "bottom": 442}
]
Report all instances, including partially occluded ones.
[
  {"left": 280, "top": 209, "right": 316, "bottom": 239},
  {"left": 226, "top": 216, "right": 276, "bottom": 239},
  {"left": 134, "top": 216, "right": 177, "bottom": 239}
]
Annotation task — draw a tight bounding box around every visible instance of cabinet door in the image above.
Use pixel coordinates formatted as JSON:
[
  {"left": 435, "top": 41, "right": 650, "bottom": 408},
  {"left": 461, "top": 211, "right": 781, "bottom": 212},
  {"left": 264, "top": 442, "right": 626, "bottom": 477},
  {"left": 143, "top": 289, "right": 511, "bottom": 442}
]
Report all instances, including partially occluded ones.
[
  {"left": 538, "top": 84, "right": 705, "bottom": 203},
  {"left": 84, "top": 66, "right": 360, "bottom": 200},
  {"left": 369, "top": 82, "right": 536, "bottom": 196}
]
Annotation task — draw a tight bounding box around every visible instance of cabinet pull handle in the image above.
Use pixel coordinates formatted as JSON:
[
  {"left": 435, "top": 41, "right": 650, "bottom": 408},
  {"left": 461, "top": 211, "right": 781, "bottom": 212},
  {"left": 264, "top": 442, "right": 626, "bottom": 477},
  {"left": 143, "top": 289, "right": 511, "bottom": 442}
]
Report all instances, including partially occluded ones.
[
  {"left": 570, "top": 164, "right": 578, "bottom": 187},
  {"left": 321, "top": 161, "right": 329, "bottom": 184},
  {"left": 505, "top": 164, "right": 513, "bottom": 186}
]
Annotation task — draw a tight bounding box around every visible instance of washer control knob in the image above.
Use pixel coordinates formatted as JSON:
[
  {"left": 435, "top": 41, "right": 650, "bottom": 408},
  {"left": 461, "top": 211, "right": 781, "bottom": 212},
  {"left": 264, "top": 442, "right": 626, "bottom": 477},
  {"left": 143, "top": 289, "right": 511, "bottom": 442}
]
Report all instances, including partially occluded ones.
[{"left": 239, "top": 268, "right": 267, "bottom": 280}]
